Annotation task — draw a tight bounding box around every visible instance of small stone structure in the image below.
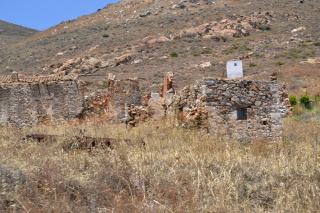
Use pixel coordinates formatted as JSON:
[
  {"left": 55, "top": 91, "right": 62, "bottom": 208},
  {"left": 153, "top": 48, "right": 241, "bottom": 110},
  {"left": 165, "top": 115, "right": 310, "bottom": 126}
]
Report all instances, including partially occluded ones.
[
  {"left": 0, "top": 73, "right": 83, "bottom": 126},
  {"left": 170, "top": 78, "right": 289, "bottom": 141}
]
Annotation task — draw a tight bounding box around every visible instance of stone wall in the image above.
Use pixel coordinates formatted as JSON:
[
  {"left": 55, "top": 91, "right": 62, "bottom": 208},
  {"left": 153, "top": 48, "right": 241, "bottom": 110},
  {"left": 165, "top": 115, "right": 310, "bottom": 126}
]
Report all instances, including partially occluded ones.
[
  {"left": 0, "top": 73, "right": 83, "bottom": 126},
  {"left": 0, "top": 71, "right": 289, "bottom": 142},
  {"left": 83, "top": 74, "right": 142, "bottom": 121},
  {"left": 0, "top": 73, "right": 142, "bottom": 126},
  {"left": 171, "top": 78, "right": 290, "bottom": 141},
  {"left": 108, "top": 75, "right": 141, "bottom": 120}
]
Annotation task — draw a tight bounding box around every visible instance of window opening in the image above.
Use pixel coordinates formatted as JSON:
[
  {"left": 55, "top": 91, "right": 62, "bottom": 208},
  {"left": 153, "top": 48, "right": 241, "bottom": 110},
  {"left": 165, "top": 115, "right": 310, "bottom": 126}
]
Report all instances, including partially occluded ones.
[{"left": 237, "top": 107, "right": 247, "bottom": 120}]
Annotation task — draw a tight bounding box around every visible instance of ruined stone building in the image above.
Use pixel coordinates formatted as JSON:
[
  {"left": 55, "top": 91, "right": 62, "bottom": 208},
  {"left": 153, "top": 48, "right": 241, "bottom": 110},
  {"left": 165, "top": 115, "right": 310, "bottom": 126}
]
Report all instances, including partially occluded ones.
[
  {"left": 0, "top": 73, "right": 83, "bottom": 126},
  {"left": 167, "top": 77, "right": 289, "bottom": 141},
  {"left": 85, "top": 72, "right": 289, "bottom": 142},
  {"left": 0, "top": 71, "right": 289, "bottom": 141}
]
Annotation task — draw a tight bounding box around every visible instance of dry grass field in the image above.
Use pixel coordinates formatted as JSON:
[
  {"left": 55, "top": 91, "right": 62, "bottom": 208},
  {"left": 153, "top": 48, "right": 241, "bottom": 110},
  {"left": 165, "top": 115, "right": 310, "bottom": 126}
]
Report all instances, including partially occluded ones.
[
  {"left": 1, "top": 0, "right": 320, "bottom": 212},
  {"left": 1, "top": 108, "right": 320, "bottom": 212}
]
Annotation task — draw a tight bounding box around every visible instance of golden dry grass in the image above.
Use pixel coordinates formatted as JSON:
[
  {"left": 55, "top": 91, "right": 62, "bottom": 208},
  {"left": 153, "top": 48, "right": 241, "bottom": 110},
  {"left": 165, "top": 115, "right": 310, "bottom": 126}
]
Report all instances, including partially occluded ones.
[{"left": 0, "top": 115, "right": 320, "bottom": 212}]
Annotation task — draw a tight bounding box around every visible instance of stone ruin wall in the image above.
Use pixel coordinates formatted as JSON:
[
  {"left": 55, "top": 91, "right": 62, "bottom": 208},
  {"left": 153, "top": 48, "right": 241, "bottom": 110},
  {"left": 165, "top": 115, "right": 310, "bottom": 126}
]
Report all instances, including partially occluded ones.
[
  {"left": 122, "top": 72, "right": 290, "bottom": 142},
  {"left": 0, "top": 73, "right": 83, "bottom": 126},
  {"left": 83, "top": 74, "right": 144, "bottom": 122},
  {"left": 0, "top": 72, "right": 142, "bottom": 126},
  {"left": 170, "top": 78, "right": 290, "bottom": 141},
  {"left": 0, "top": 71, "right": 290, "bottom": 142},
  {"left": 108, "top": 75, "right": 142, "bottom": 120}
]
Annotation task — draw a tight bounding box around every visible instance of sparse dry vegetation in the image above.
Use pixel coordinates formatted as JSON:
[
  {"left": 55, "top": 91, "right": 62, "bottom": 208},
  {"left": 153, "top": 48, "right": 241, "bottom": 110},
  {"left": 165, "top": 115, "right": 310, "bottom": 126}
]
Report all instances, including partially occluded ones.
[
  {"left": 1, "top": 0, "right": 320, "bottom": 91},
  {"left": 1, "top": 0, "right": 320, "bottom": 211},
  {"left": 1, "top": 113, "right": 320, "bottom": 212}
]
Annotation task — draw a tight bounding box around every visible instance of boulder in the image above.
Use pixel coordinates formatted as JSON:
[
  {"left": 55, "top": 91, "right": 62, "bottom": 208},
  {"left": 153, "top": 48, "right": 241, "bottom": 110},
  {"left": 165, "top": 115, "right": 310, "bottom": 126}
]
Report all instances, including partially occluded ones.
[
  {"left": 139, "top": 10, "right": 151, "bottom": 17},
  {"left": 113, "top": 54, "right": 132, "bottom": 66},
  {"left": 199, "top": 62, "right": 212, "bottom": 68}
]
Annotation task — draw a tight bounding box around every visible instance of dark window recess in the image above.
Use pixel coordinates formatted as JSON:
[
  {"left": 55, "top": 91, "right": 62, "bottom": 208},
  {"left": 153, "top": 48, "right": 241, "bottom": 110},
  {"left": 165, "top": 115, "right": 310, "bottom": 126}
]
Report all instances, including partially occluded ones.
[
  {"left": 237, "top": 107, "right": 247, "bottom": 120},
  {"left": 234, "top": 63, "right": 237, "bottom": 66}
]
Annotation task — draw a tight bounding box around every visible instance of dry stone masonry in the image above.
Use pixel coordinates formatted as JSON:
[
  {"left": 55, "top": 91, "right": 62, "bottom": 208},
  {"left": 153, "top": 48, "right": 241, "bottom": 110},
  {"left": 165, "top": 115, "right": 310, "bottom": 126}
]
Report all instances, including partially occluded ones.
[
  {"left": 0, "top": 71, "right": 289, "bottom": 142},
  {"left": 170, "top": 78, "right": 290, "bottom": 141},
  {"left": 0, "top": 73, "right": 83, "bottom": 126},
  {"left": 122, "top": 71, "right": 289, "bottom": 141}
]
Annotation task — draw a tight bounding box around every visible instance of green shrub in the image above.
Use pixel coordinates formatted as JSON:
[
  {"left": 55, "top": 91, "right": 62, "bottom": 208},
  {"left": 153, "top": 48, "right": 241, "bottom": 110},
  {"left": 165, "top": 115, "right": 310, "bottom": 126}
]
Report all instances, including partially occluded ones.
[
  {"left": 221, "top": 37, "right": 227, "bottom": 42},
  {"left": 289, "top": 95, "right": 297, "bottom": 106},
  {"left": 249, "top": 63, "right": 257, "bottom": 67},
  {"left": 222, "top": 45, "right": 238, "bottom": 55},
  {"left": 170, "top": 52, "right": 178, "bottom": 57},
  {"left": 299, "top": 93, "right": 311, "bottom": 108},
  {"left": 299, "top": 44, "right": 308, "bottom": 48},
  {"left": 276, "top": 61, "right": 284, "bottom": 66},
  {"left": 201, "top": 47, "right": 213, "bottom": 54},
  {"left": 102, "top": 34, "right": 109, "bottom": 38},
  {"left": 191, "top": 48, "right": 213, "bottom": 56},
  {"left": 238, "top": 45, "right": 252, "bottom": 52},
  {"left": 313, "top": 42, "right": 320, "bottom": 46},
  {"left": 252, "top": 52, "right": 260, "bottom": 57},
  {"left": 301, "top": 50, "right": 316, "bottom": 59},
  {"left": 287, "top": 50, "right": 299, "bottom": 59},
  {"left": 191, "top": 50, "right": 200, "bottom": 56}
]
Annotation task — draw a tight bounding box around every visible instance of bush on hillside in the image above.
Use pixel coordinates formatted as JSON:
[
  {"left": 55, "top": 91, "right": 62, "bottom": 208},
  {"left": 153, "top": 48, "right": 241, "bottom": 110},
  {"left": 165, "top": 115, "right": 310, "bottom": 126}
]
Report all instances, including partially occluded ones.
[
  {"left": 289, "top": 95, "right": 297, "bottom": 106},
  {"left": 299, "top": 93, "right": 311, "bottom": 108},
  {"left": 170, "top": 51, "right": 178, "bottom": 57}
]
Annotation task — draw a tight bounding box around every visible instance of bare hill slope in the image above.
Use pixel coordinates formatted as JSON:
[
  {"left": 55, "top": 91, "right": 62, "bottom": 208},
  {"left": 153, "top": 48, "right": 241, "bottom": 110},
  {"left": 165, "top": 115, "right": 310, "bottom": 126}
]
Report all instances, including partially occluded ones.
[
  {"left": 0, "top": 0, "right": 319, "bottom": 95},
  {"left": 0, "top": 20, "right": 38, "bottom": 47}
]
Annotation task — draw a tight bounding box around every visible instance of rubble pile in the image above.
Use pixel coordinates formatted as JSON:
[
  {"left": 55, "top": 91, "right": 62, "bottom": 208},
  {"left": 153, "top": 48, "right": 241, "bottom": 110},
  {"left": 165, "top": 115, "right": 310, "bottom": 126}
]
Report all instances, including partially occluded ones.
[
  {"left": 126, "top": 104, "right": 153, "bottom": 128},
  {"left": 83, "top": 94, "right": 109, "bottom": 117}
]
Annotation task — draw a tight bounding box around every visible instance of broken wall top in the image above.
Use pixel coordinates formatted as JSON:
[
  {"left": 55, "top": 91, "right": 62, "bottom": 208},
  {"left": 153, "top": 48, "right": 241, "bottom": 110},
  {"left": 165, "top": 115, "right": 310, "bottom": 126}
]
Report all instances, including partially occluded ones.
[
  {"left": 0, "top": 73, "right": 78, "bottom": 84},
  {"left": 178, "top": 77, "right": 290, "bottom": 115}
]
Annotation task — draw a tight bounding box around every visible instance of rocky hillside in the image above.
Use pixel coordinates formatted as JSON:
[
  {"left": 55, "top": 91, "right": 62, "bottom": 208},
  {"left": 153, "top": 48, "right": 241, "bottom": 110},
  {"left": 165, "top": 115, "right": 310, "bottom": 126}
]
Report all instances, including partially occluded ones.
[
  {"left": 0, "top": 0, "right": 319, "bottom": 95},
  {"left": 0, "top": 20, "right": 38, "bottom": 47}
]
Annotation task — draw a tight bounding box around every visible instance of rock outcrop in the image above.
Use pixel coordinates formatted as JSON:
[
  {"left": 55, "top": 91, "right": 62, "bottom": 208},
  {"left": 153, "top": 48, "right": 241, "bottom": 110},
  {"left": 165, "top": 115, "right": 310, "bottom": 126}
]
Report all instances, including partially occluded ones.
[
  {"left": 148, "top": 11, "right": 274, "bottom": 44},
  {"left": 44, "top": 53, "right": 133, "bottom": 75}
]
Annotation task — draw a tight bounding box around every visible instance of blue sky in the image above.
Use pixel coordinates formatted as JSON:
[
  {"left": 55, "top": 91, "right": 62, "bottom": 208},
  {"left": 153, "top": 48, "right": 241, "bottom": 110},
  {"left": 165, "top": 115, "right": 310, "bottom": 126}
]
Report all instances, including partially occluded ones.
[{"left": 0, "top": 0, "right": 119, "bottom": 31}]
